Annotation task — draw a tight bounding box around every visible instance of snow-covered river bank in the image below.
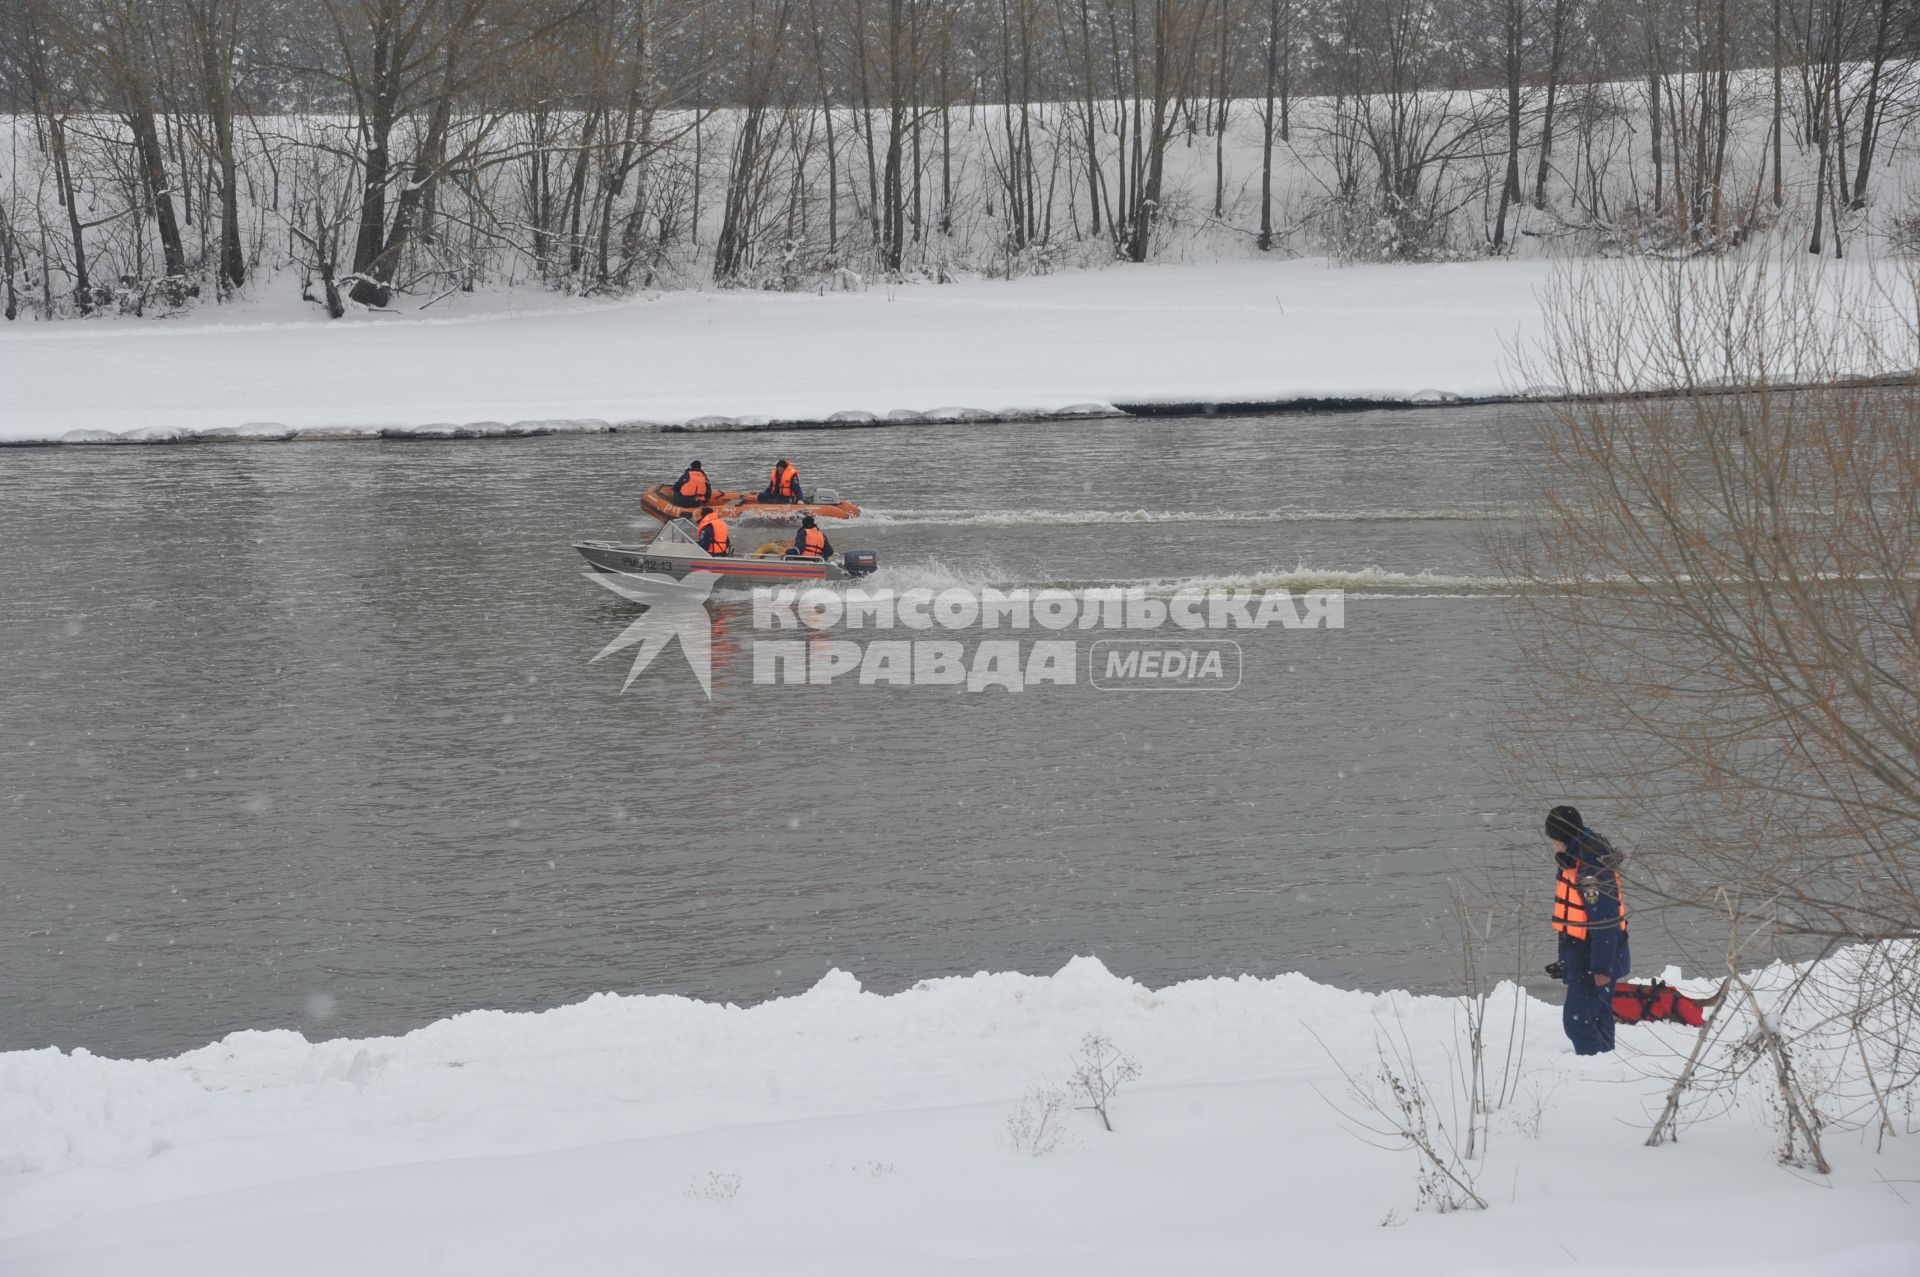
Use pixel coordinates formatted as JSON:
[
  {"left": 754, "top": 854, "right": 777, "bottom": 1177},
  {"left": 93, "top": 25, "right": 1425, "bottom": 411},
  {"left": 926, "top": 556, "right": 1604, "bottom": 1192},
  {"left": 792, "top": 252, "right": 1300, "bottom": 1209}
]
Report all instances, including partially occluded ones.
[
  {"left": 0, "top": 258, "right": 1561, "bottom": 444},
  {"left": 2, "top": 955, "right": 1916, "bottom": 1276}
]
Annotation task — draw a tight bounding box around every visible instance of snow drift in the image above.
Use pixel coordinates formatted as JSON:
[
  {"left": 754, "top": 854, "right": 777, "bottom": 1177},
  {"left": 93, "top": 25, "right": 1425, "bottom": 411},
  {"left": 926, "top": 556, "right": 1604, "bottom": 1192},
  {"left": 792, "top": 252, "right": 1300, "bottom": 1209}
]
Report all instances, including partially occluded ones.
[{"left": 1, "top": 955, "right": 1915, "bottom": 1276}]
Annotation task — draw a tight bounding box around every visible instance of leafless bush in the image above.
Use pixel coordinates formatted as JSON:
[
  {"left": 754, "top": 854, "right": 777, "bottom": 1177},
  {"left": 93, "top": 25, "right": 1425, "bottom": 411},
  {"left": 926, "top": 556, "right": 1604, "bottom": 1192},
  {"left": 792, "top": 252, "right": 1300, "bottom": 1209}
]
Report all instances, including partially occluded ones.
[
  {"left": 1644, "top": 924, "right": 1920, "bottom": 1171},
  {"left": 1316, "top": 868, "right": 1541, "bottom": 1212},
  {"left": 1446, "top": 852, "right": 1550, "bottom": 1150},
  {"left": 1729, "top": 970, "right": 1833, "bottom": 1173},
  {"left": 1884, "top": 196, "right": 1920, "bottom": 258},
  {"left": 1316, "top": 1014, "right": 1488, "bottom": 1215},
  {"left": 1004, "top": 1084, "right": 1073, "bottom": 1156},
  {"left": 1446, "top": 880, "right": 1516, "bottom": 1162},
  {"left": 1501, "top": 1075, "right": 1558, "bottom": 1140},
  {"left": 1068, "top": 1032, "right": 1141, "bottom": 1134},
  {"left": 682, "top": 1169, "right": 742, "bottom": 1205}
]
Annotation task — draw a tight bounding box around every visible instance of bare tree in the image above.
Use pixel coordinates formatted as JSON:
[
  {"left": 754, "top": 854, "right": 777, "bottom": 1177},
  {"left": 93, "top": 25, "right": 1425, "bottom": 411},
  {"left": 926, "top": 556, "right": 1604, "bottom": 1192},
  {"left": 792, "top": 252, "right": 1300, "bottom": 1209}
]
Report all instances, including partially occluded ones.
[
  {"left": 10, "top": 0, "right": 1917, "bottom": 317},
  {"left": 1847, "top": 0, "right": 1896, "bottom": 209},
  {"left": 3, "top": 0, "right": 93, "bottom": 311},
  {"left": 0, "top": 187, "right": 18, "bottom": 318},
  {"left": 1530, "top": 0, "right": 1568, "bottom": 210},
  {"left": 804, "top": 0, "right": 844, "bottom": 252},
  {"left": 1317, "top": 0, "right": 1492, "bottom": 260},
  {"left": 1641, "top": 0, "right": 1665, "bottom": 221},
  {"left": 1116, "top": 0, "right": 1212, "bottom": 262},
  {"left": 179, "top": 0, "right": 249, "bottom": 291},
  {"left": 309, "top": 0, "right": 504, "bottom": 305},
  {"left": 1486, "top": 0, "right": 1529, "bottom": 253},
  {"left": 1209, "top": 0, "right": 1238, "bottom": 219},
  {"left": 78, "top": 0, "right": 191, "bottom": 280},
  {"left": 713, "top": 0, "right": 798, "bottom": 282},
  {"left": 1795, "top": 0, "right": 1847, "bottom": 256},
  {"left": 1256, "top": 0, "right": 1290, "bottom": 250},
  {"left": 1500, "top": 248, "right": 1920, "bottom": 970},
  {"left": 1059, "top": 0, "right": 1108, "bottom": 237}
]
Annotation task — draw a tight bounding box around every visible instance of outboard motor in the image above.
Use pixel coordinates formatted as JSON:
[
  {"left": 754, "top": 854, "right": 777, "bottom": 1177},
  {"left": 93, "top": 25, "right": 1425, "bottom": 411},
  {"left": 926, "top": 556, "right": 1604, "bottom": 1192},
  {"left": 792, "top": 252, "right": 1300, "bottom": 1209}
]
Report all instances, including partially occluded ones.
[{"left": 842, "top": 549, "right": 879, "bottom": 578}]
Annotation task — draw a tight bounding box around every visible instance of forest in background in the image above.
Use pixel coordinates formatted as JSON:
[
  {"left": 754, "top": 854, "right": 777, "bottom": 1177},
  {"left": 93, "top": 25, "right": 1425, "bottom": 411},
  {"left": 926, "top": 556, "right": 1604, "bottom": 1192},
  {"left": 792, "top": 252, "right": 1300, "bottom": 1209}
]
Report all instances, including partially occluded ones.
[{"left": 1, "top": 0, "right": 1917, "bottom": 320}]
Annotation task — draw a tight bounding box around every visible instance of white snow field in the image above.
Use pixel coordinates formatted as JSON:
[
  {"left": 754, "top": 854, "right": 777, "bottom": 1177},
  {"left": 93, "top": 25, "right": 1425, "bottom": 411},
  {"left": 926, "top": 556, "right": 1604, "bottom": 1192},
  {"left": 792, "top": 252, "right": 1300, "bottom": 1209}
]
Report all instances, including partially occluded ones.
[
  {"left": 0, "top": 256, "right": 1563, "bottom": 444},
  {"left": 1, "top": 956, "right": 1916, "bottom": 1276},
  {"left": 2, "top": 248, "right": 1906, "bottom": 447}
]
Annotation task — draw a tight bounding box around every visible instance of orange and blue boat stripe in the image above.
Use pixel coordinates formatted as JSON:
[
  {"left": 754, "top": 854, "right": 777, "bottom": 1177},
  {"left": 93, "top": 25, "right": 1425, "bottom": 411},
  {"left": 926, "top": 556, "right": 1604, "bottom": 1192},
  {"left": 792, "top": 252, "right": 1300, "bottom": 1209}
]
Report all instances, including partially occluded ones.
[{"left": 688, "top": 560, "right": 826, "bottom": 578}]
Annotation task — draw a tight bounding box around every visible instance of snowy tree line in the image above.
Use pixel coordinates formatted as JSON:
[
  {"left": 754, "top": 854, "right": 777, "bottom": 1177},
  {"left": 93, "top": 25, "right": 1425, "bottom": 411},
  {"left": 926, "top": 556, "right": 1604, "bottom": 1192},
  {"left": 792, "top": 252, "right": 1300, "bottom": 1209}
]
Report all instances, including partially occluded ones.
[{"left": 0, "top": 0, "right": 1916, "bottom": 319}]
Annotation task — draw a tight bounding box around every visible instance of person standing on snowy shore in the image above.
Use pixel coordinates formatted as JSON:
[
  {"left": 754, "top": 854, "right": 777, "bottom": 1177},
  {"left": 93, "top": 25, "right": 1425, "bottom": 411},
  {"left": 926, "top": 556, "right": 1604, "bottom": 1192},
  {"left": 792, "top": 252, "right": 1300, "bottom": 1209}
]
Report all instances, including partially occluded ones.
[{"left": 1545, "top": 804, "right": 1631, "bottom": 1055}]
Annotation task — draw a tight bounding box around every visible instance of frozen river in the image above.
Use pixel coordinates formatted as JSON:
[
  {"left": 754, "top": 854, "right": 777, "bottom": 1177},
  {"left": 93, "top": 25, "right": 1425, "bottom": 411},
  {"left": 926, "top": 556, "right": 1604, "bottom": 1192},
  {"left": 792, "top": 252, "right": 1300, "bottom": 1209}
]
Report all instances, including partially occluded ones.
[{"left": 2, "top": 409, "right": 1559, "bottom": 1056}]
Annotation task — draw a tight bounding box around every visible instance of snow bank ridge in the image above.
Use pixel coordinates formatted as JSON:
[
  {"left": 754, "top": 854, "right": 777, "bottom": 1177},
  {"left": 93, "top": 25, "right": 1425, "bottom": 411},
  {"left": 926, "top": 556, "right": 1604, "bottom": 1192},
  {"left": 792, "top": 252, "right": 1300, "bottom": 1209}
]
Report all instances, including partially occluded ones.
[
  {"left": 0, "top": 397, "right": 1570, "bottom": 447},
  {"left": 4, "top": 954, "right": 1918, "bottom": 1277},
  {"left": 0, "top": 955, "right": 1687, "bottom": 1181}
]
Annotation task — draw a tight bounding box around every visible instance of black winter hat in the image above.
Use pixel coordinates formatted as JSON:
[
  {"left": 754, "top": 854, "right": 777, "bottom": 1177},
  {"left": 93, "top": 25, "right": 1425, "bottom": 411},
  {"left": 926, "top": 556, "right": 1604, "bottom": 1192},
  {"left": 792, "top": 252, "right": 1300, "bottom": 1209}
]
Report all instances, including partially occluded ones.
[
  {"left": 690, "top": 460, "right": 703, "bottom": 469},
  {"left": 1545, "top": 805, "right": 1583, "bottom": 843}
]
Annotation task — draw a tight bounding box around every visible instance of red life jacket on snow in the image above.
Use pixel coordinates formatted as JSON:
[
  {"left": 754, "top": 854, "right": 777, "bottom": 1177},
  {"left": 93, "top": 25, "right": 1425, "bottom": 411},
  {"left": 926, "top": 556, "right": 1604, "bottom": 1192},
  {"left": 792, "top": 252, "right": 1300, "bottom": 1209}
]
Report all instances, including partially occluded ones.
[{"left": 1610, "top": 980, "right": 1710, "bottom": 1028}]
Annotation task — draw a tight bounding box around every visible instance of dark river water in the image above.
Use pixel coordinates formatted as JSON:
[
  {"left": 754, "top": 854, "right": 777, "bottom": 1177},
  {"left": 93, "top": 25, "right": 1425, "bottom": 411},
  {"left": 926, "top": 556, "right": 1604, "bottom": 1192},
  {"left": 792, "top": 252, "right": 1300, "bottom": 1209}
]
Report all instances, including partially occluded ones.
[{"left": 1, "top": 409, "right": 1570, "bottom": 1058}]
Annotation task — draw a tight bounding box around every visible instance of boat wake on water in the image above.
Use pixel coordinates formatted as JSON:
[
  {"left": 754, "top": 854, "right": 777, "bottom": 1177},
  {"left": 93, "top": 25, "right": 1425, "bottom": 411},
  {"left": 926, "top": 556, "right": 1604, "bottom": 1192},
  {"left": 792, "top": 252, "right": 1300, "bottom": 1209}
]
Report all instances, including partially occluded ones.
[
  {"left": 852, "top": 506, "right": 1519, "bottom": 528},
  {"left": 706, "top": 559, "right": 1521, "bottom": 599},
  {"left": 1091, "top": 566, "right": 1520, "bottom": 596}
]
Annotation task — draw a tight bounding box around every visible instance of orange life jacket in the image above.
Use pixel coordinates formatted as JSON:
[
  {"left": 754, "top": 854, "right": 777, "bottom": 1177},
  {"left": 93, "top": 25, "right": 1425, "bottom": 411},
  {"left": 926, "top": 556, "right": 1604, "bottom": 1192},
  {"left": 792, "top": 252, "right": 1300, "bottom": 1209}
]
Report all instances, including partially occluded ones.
[
  {"left": 679, "top": 469, "right": 710, "bottom": 502},
  {"left": 698, "top": 513, "right": 730, "bottom": 555},
  {"left": 770, "top": 462, "right": 799, "bottom": 499},
  {"left": 796, "top": 526, "right": 826, "bottom": 557},
  {"left": 1552, "top": 863, "right": 1626, "bottom": 941}
]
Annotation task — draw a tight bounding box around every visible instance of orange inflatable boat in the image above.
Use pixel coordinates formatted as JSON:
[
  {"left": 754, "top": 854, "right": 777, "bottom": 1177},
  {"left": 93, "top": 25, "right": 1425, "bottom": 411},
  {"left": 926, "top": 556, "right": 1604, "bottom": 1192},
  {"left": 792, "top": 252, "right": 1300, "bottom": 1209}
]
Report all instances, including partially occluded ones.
[{"left": 639, "top": 483, "right": 862, "bottom": 526}]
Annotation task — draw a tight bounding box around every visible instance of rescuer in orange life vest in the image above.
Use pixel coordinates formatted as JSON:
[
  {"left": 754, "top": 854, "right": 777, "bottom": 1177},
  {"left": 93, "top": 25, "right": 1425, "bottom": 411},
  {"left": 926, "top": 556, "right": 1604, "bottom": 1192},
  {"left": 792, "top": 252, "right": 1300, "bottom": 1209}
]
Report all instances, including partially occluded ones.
[
  {"left": 764, "top": 459, "right": 801, "bottom": 504},
  {"left": 695, "top": 507, "right": 731, "bottom": 556},
  {"left": 671, "top": 460, "right": 710, "bottom": 508},
  {"left": 1545, "top": 804, "right": 1632, "bottom": 1055},
  {"left": 787, "top": 514, "right": 833, "bottom": 560}
]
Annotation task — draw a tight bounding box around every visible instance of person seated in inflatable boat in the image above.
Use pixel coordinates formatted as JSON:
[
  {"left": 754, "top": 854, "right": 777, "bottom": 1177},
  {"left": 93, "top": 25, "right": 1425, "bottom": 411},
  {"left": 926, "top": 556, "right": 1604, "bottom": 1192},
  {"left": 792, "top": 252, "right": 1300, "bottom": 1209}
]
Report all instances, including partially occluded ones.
[
  {"left": 695, "top": 507, "right": 732, "bottom": 556},
  {"left": 671, "top": 460, "right": 710, "bottom": 508},
  {"left": 786, "top": 514, "right": 833, "bottom": 560},
  {"left": 761, "top": 459, "right": 802, "bottom": 504}
]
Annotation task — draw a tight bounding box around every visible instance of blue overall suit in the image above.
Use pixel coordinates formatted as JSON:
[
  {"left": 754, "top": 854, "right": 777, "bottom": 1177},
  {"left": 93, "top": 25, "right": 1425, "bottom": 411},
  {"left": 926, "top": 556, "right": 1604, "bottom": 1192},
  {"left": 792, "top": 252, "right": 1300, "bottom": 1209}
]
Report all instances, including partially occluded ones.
[{"left": 1556, "top": 828, "right": 1631, "bottom": 1055}]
